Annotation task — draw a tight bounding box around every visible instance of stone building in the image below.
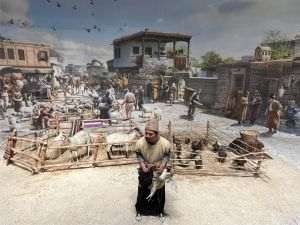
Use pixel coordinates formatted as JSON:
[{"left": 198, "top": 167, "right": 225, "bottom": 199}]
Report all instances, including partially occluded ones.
[
  {"left": 86, "top": 59, "right": 110, "bottom": 88},
  {"left": 254, "top": 46, "right": 272, "bottom": 62},
  {"left": 108, "top": 28, "right": 192, "bottom": 73},
  {"left": 0, "top": 39, "right": 53, "bottom": 77},
  {"left": 213, "top": 59, "right": 300, "bottom": 111}
]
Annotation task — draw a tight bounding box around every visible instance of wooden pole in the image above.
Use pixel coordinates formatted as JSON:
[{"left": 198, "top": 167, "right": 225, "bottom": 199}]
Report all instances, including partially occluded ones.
[
  {"left": 187, "top": 40, "right": 190, "bottom": 69},
  {"left": 206, "top": 120, "right": 210, "bottom": 140}
]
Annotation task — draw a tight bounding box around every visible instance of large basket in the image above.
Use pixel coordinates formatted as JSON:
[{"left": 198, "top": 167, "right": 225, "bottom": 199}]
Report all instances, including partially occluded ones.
[{"left": 240, "top": 130, "right": 258, "bottom": 143}]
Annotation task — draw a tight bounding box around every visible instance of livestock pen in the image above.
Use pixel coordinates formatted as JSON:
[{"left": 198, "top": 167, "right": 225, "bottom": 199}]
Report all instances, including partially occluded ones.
[
  {"left": 3, "top": 120, "right": 271, "bottom": 177},
  {"left": 170, "top": 121, "right": 272, "bottom": 177},
  {"left": 3, "top": 119, "right": 146, "bottom": 173}
]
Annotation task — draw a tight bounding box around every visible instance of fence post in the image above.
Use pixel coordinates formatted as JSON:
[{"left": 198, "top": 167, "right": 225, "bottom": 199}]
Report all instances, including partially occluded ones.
[
  {"left": 38, "top": 143, "right": 47, "bottom": 173},
  {"left": 92, "top": 143, "right": 100, "bottom": 167},
  {"left": 206, "top": 120, "right": 210, "bottom": 140}
]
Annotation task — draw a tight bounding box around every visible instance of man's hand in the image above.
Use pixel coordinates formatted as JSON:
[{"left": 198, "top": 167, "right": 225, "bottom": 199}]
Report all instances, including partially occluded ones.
[
  {"left": 155, "top": 161, "right": 165, "bottom": 173},
  {"left": 141, "top": 161, "right": 149, "bottom": 173}
]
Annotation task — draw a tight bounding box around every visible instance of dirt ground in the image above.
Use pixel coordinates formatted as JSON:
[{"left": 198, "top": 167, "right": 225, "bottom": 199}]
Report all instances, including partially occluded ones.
[
  {"left": 0, "top": 159, "right": 300, "bottom": 225},
  {"left": 1, "top": 102, "right": 300, "bottom": 225}
]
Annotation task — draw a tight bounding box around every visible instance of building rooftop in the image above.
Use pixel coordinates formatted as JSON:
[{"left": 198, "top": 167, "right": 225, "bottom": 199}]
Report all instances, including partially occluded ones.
[
  {"left": 0, "top": 39, "right": 49, "bottom": 47},
  {"left": 113, "top": 29, "right": 192, "bottom": 45},
  {"left": 256, "top": 46, "right": 272, "bottom": 51}
]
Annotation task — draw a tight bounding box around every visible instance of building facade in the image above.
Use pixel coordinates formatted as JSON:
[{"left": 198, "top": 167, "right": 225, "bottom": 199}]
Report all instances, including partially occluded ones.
[
  {"left": 108, "top": 29, "right": 192, "bottom": 73},
  {"left": 0, "top": 39, "right": 52, "bottom": 76}
]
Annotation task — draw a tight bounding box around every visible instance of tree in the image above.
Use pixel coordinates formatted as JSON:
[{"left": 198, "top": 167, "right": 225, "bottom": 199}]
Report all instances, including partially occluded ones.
[
  {"left": 223, "top": 57, "right": 235, "bottom": 64},
  {"left": 190, "top": 57, "right": 202, "bottom": 68},
  {"left": 262, "top": 30, "right": 291, "bottom": 60},
  {"left": 200, "top": 51, "right": 222, "bottom": 71}
]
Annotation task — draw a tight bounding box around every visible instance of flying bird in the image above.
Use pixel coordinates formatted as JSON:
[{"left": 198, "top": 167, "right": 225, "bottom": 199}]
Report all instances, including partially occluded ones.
[
  {"left": 85, "top": 28, "right": 91, "bottom": 33},
  {"left": 56, "top": 2, "right": 61, "bottom": 7},
  {"left": 72, "top": 5, "right": 77, "bottom": 10},
  {"left": 50, "top": 26, "right": 57, "bottom": 31},
  {"left": 90, "top": 0, "right": 94, "bottom": 5},
  {"left": 46, "top": 0, "right": 51, "bottom": 3},
  {"left": 8, "top": 19, "right": 14, "bottom": 25},
  {"left": 93, "top": 25, "right": 97, "bottom": 29},
  {"left": 20, "top": 21, "right": 29, "bottom": 28}
]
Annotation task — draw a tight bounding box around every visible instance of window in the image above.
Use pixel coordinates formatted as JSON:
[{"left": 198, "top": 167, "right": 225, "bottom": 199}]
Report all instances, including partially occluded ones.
[
  {"left": 132, "top": 46, "right": 140, "bottom": 55},
  {"left": 114, "top": 47, "right": 121, "bottom": 58},
  {"left": 38, "top": 51, "right": 48, "bottom": 62},
  {"left": 18, "top": 49, "right": 25, "bottom": 60},
  {"left": 145, "top": 47, "right": 152, "bottom": 56},
  {"left": 7, "top": 48, "right": 15, "bottom": 60},
  {"left": 0, "top": 48, "right": 5, "bottom": 59}
]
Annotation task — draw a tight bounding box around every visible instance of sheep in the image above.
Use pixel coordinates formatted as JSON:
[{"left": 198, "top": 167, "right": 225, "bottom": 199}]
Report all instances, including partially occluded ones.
[
  {"left": 141, "top": 106, "right": 162, "bottom": 121},
  {"left": 106, "top": 127, "right": 143, "bottom": 159},
  {"left": 45, "top": 130, "right": 92, "bottom": 164}
]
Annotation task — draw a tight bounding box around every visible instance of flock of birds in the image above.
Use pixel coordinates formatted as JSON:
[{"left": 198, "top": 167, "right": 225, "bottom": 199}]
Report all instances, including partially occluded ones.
[{"left": 3, "top": 0, "right": 127, "bottom": 34}]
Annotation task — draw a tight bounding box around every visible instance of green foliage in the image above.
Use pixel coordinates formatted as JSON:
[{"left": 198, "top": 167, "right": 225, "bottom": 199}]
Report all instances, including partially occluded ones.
[
  {"left": 200, "top": 51, "right": 222, "bottom": 71},
  {"left": 262, "top": 30, "right": 291, "bottom": 60},
  {"left": 270, "top": 46, "right": 290, "bottom": 60},
  {"left": 191, "top": 57, "right": 202, "bottom": 68},
  {"left": 223, "top": 57, "right": 235, "bottom": 64}
]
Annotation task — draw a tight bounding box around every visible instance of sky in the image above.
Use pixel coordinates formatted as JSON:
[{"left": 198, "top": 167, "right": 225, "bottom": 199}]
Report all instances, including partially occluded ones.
[{"left": 1, "top": 0, "right": 300, "bottom": 65}]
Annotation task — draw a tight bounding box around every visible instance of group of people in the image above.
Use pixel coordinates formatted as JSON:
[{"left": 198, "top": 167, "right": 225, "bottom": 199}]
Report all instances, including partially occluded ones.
[
  {"left": 32, "top": 104, "right": 55, "bottom": 130},
  {"left": 158, "top": 82, "right": 177, "bottom": 104},
  {"left": 0, "top": 88, "right": 27, "bottom": 119},
  {"left": 95, "top": 85, "right": 145, "bottom": 121},
  {"left": 228, "top": 89, "right": 299, "bottom": 134}
]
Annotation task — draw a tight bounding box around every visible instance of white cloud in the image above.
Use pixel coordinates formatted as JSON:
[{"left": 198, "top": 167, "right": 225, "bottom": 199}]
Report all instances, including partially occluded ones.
[
  {"left": 0, "top": 0, "right": 29, "bottom": 24},
  {"left": 9, "top": 28, "right": 113, "bottom": 66},
  {"left": 157, "top": 18, "right": 164, "bottom": 23},
  {"left": 166, "top": 0, "right": 300, "bottom": 59}
]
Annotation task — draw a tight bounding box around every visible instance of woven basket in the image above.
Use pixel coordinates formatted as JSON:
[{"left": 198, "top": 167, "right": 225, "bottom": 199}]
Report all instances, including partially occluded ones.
[{"left": 240, "top": 130, "right": 258, "bottom": 142}]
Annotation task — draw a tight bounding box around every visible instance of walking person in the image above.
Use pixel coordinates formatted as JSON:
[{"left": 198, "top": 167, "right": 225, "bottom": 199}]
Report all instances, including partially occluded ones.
[
  {"left": 137, "top": 86, "right": 145, "bottom": 111},
  {"left": 98, "top": 91, "right": 113, "bottom": 120},
  {"left": 135, "top": 119, "right": 171, "bottom": 221},
  {"left": 285, "top": 100, "right": 298, "bottom": 128},
  {"left": 236, "top": 91, "right": 249, "bottom": 125},
  {"left": 12, "top": 90, "right": 23, "bottom": 115},
  {"left": 169, "top": 83, "right": 177, "bottom": 105},
  {"left": 122, "top": 89, "right": 136, "bottom": 120},
  {"left": 0, "top": 98, "right": 5, "bottom": 120},
  {"left": 266, "top": 94, "right": 282, "bottom": 134},
  {"left": 248, "top": 90, "right": 262, "bottom": 125},
  {"left": 1, "top": 89, "right": 9, "bottom": 112},
  {"left": 187, "top": 89, "right": 202, "bottom": 120}
]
